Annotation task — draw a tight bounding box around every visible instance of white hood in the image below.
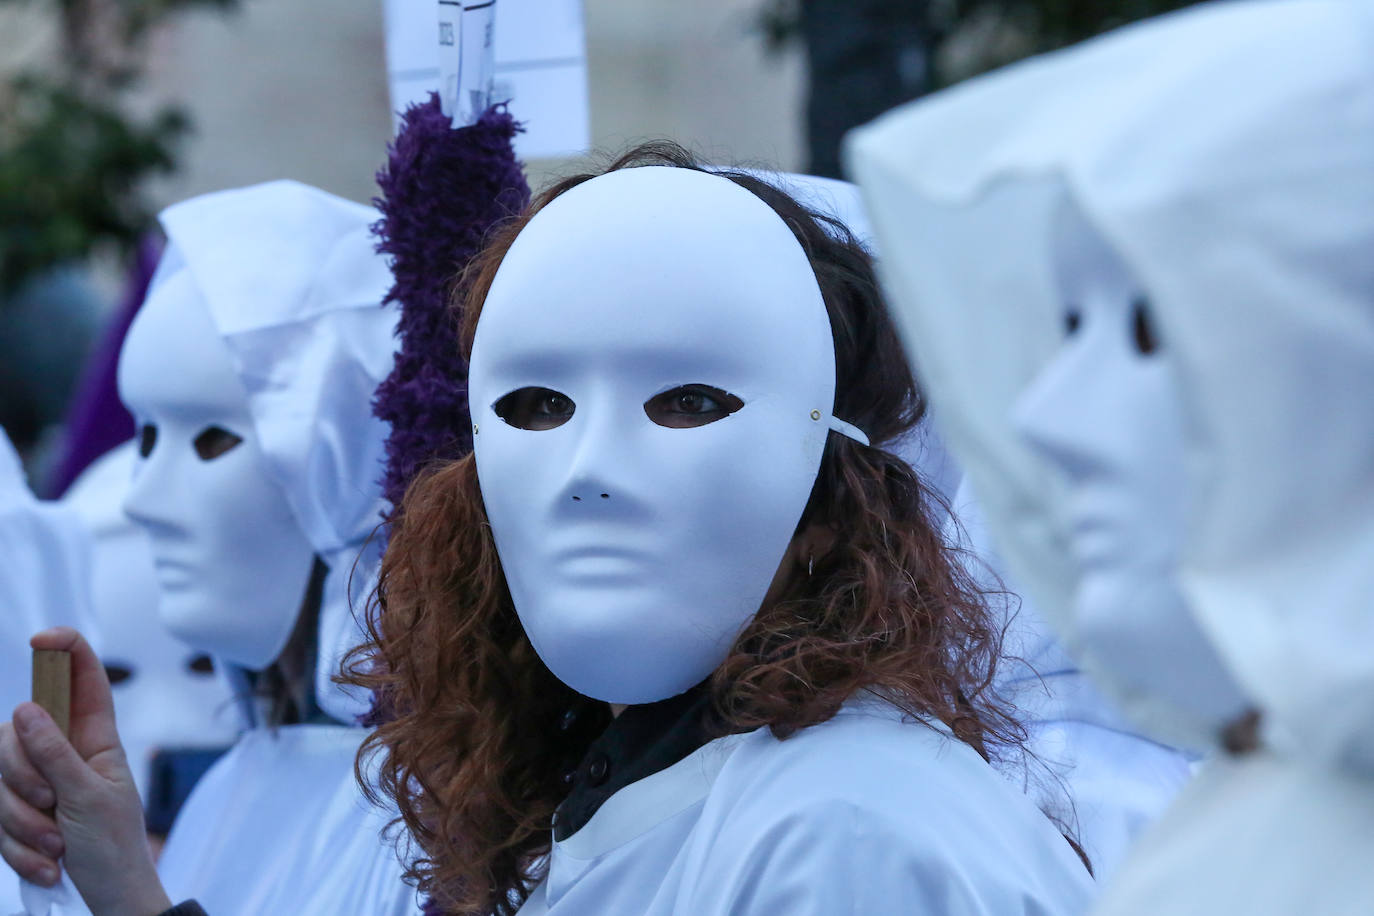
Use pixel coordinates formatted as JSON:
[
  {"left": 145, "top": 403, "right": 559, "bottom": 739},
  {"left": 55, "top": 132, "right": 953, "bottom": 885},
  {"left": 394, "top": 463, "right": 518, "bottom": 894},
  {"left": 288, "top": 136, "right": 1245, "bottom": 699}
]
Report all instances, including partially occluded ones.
[
  {"left": 846, "top": 0, "right": 1374, "bottom": 765},
  {"left": 156, "top": 181, "right": 397, "bottom": 721}
]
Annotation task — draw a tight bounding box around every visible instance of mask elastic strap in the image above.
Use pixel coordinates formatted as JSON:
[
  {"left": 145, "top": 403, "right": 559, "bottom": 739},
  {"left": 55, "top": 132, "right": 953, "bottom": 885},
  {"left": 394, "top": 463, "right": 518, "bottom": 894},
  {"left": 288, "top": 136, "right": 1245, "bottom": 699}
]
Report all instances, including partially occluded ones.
[{"left": 828, "top": 415, "right": 871, "bottom": 447}]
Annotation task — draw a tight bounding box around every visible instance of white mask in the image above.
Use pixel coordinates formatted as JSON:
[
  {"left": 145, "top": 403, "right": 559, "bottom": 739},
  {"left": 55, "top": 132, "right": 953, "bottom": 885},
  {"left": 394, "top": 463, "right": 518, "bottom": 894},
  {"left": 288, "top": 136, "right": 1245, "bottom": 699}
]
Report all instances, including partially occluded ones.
[
  {"left": 118, "top": 264, "right": 316, "bottom": 670},
  {"left": 1012, "top": 200, "right": 1247, "bottom": 727},
  {"left": 468, "top": 167, "right": 866, "bottom": 704},
  {"left": 63, "top": 441, "right": 241, "bottom": 800}
]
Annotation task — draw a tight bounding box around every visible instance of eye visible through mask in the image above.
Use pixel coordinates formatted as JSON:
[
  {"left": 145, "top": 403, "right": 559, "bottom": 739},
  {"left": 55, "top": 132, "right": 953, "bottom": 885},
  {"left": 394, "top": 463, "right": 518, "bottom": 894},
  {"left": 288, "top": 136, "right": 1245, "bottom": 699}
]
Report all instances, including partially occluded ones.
[
  {"left": 1131, "top": 296, "right": 1160, "bottom": 355},
  {"left": 1060, "top": 296, "right": 1160, "bottom": 356},
  {"left": 644, "top": 384, "right": 744, "bottom": 428},
  {"left": 193, "top": 425, "right": 245, "bottom": 461},
  {"left": 493, "top": 384, "right": 745, "bottom": 432},
  {"left": 1064, "top": 308, "right": 1082, "bottom": 336},
  {"left": 494, "top": 386, "right": 576, "bottom": 430}
]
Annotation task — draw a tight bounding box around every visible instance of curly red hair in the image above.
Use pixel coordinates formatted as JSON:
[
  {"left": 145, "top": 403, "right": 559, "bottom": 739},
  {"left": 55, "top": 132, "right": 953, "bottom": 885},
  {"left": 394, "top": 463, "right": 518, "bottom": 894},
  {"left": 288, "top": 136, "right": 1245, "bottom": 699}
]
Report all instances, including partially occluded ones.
[{"left": 343, "top": 143, "right": 1034, "bottom": 914}]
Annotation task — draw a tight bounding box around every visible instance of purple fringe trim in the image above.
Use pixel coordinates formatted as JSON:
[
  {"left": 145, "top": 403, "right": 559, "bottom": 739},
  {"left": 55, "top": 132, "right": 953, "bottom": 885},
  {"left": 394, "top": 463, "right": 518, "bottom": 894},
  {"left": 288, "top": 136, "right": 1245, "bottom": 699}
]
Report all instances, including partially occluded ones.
[{"left": 372, "top": 95, "right": 530, "bottom": 516}]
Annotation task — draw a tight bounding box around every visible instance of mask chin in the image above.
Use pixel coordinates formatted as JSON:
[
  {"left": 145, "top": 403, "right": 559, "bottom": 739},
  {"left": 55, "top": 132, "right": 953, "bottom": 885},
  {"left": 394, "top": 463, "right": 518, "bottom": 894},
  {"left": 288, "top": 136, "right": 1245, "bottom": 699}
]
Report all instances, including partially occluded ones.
[{"left": 159, "top": 571, "right": 310, "bottom": 671}]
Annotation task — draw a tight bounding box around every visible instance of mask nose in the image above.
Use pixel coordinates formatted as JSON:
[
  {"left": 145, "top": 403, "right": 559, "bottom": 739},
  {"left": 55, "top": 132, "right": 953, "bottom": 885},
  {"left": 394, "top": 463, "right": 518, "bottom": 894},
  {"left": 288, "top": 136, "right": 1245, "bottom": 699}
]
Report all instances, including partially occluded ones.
[
  {"left": 1012, "top": 328, "right": 1119, "bottom": 482},
  {"left": 123, "top": 434, "right": 187, "bottom": 536},
  {"left": 561, "top": 430, "right": 623, "bottom": 507},
  {"left": 554, "top": 401, "right": 651, "bottom": 520}
]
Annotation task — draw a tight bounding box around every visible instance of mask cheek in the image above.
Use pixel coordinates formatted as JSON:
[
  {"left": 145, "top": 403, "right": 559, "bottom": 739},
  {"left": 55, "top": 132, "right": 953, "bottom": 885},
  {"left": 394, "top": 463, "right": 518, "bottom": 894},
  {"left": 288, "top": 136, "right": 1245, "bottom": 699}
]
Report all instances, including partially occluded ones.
[{"left": 155, "top": 439, "right": 316, "bottom": 669}]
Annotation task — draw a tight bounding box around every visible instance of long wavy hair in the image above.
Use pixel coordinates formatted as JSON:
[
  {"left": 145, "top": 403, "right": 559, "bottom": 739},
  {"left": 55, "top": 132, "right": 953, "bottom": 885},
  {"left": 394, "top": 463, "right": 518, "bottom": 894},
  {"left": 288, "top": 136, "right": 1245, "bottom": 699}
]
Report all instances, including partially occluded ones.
[{"left": 343, "top": 143, "right": 1036, "bottom": 915}]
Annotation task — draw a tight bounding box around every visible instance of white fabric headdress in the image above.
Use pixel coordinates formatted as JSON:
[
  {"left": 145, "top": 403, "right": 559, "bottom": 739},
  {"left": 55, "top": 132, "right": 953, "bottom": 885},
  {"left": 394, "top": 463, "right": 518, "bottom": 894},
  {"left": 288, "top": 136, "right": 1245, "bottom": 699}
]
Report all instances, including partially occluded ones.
[
  {"left": 847, "top": 0, "right": 1374, "bottom": 763},
  {"left": 157, "top": 181, "right": 396, "bottom": 721}
]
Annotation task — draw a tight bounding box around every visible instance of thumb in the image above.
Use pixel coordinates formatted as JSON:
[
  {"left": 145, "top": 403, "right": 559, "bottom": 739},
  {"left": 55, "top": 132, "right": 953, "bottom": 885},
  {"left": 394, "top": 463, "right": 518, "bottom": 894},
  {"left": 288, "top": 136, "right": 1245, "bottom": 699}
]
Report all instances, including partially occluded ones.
[{"left": 13, "top": 702, "right": 96, "bottom": 799}]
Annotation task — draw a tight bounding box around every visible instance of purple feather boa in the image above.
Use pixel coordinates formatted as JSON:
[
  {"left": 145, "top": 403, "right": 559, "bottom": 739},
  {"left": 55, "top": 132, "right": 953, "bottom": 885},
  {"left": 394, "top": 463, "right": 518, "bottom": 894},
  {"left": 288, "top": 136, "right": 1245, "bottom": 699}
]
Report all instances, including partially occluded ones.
[
  {"left": 372, "top": 95, "right": 530, "bottom": 516},
  {"left": 369, "top": 94, "right": 531, "bottom": 916},
  {"left": 366, "top": 100, "right": 527, "bottom": 715}
]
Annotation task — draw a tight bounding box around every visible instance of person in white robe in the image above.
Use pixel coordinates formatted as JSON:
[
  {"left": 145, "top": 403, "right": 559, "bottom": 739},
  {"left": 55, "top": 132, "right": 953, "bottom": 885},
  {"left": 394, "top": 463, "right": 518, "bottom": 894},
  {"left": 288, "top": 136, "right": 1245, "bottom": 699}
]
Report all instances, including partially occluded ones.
[
  {"left": 846, "top": 0, "right": 1374, "bottom": 911},
  {"left": 0, "top": 181, "right": 419, "bottom": 915},
  {"left": 0, "top": 431, "right": 96, "bottom": 722},
  {"left": 345, "top": 149, "right": 1096, "bottom": 915},
  {"left": 0, "top": 431, "right": 98, "bottom": 916}
]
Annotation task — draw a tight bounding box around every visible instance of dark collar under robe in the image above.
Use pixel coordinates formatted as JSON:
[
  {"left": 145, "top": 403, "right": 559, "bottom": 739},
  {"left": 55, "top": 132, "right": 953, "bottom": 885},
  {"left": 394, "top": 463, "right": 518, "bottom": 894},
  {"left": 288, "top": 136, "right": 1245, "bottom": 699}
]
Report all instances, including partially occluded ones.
[{"left": 554, "top": 685, "right": 716, "bottom": 842}]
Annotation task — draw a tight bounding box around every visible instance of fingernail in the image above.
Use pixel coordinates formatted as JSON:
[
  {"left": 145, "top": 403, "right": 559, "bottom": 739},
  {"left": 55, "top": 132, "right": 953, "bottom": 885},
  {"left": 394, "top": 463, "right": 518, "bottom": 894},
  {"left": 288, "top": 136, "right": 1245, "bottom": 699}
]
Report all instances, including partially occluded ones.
[
  {"left": 41, "top": 833, "right": 64, "bottom": 856},
  {"left": 13, "top": 704, "right": 42, "bottom": 734},
  {"left": 36, "top": 867, "right": 57, "bottom": 886},
  {"left": 31, "top": 787, "right": 55, "bottom": 809}
]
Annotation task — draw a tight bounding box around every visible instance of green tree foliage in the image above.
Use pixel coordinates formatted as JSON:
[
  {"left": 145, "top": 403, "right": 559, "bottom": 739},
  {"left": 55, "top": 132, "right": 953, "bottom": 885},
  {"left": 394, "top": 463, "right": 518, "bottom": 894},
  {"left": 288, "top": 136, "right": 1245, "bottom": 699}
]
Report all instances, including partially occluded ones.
[{"left": 0, "top": 0, "right": 238, "bottom": 296}]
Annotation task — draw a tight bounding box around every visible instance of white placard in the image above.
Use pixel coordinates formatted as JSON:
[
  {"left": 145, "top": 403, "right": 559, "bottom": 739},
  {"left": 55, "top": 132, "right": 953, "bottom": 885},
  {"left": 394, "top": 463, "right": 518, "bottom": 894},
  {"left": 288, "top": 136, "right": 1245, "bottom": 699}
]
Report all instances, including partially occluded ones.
[
  {"left": 384, "top": 0, "right": 590, "bottom": 158},
  {"left": 436, "top": 0, "right": 462, "bottom": 121},
  {"left": 456, "top": 1, "right": 496, "bottom": 126}
]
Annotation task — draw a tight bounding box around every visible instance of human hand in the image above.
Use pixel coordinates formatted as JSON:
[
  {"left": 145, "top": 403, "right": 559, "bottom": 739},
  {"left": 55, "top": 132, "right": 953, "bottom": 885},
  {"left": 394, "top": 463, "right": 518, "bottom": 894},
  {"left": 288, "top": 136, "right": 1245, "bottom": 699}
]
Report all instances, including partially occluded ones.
[{"left": 0, "top": 627, "right": 172, "bottom": 916}]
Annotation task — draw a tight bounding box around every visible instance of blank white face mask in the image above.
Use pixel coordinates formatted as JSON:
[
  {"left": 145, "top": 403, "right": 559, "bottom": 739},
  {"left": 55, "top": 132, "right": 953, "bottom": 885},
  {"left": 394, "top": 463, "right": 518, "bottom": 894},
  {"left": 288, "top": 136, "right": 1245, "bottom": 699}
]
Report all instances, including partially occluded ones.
[
  {"left": 1013, "top": 200, "right": 1246, "bottom": 725},
  {"left": 118, "top": 267, "right": 316, "bottom": 670},
  {"left": 468, "top": 167, "right": 866, "bottom": 704}
]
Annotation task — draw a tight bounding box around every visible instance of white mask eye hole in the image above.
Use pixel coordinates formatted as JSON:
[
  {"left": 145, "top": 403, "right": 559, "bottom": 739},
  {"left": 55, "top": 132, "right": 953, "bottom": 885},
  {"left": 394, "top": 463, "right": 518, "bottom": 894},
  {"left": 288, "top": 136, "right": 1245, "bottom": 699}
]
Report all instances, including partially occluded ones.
[
  {"left": 494, "top": 386, "right": 576, "bottom": 431},
  {"left": 643, "top": 384, "right": 745, "bottom": 429},
  {"left": 1064, "top": 308, "right": 1083, "bottom": 337},
  {"left": 186, "top": 654, "right": 215, "bottom": 676},
  {"left": 104, "top": 662, "right": 134, "bottom": 686},
  {"left": 138, "top": 424, "right": 158, "bottom": 458},
  {"left": 1131, "top": 296, "right": 1160, "bottom": 356},
  {"left": 192, "top": 425, "right": 245, "bottom": 461}
]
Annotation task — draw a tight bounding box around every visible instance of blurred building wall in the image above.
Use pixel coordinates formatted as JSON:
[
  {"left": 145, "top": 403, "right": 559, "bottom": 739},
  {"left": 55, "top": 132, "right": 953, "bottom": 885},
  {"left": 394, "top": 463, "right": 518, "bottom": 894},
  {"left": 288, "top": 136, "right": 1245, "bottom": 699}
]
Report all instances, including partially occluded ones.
[
  {"left": 140, "top": 0, "right": 395, "bottom": 208},
  {"left": 580, "top": 0, "right": 803, "bottom": 172},
  {"left": 137, "top": 0, "right": 804, "bottom": 207}
]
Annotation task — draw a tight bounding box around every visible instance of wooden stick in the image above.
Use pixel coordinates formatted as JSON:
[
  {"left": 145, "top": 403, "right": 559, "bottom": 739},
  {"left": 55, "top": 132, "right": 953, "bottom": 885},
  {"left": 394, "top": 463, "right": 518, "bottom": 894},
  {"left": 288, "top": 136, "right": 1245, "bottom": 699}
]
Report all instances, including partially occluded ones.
[{"left": 32, "top": 649, "right": 71, "bottom": 738}]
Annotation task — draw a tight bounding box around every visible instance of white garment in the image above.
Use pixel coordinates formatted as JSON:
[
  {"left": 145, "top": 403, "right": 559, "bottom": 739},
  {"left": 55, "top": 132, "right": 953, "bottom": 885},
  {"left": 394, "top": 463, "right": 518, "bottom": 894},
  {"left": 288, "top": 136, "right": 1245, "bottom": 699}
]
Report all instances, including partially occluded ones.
[
  {"left": 519, "top": 701, "right": 1094, "bottom": 915},
  {"left": 0, "top": 430, "right": 96, "bottom": 715},
  {"left": 0, "top": 434, "right": 96, "bottom": 916},
  {"left": 1094, "top": 753, "right": 1374, "bottom": 915},
  {"left": 158, "top": 725, "right": 418, "bottom": 915}
]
